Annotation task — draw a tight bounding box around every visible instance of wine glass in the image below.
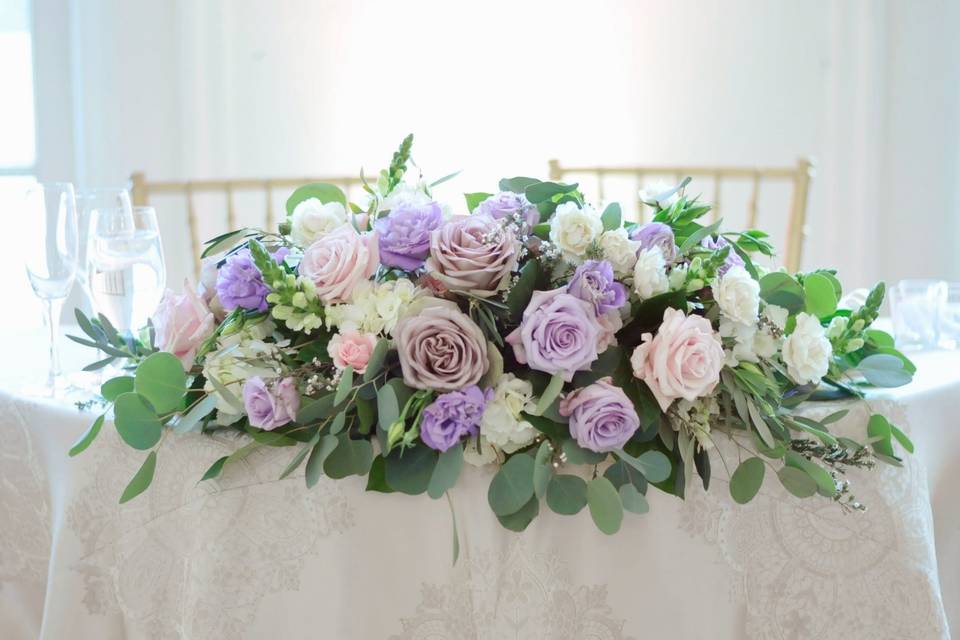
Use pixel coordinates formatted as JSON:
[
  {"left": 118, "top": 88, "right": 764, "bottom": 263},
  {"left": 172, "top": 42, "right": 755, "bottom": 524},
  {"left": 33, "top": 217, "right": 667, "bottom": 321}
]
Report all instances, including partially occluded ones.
[
  {"left": 87, "top": 206, "right": 166, "bottom": 338},
  {"left": 76, "top": 188, "right": 133, "bottom": 308},
  {"left": 23, "top": 183, "right": 79, "bottom": 392}
]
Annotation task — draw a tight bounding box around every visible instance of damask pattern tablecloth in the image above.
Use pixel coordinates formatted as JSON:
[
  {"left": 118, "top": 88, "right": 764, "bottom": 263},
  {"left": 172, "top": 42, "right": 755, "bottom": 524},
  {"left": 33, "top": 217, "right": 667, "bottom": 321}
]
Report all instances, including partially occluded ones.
[{"left": 1, "top": 349, "right": 957, "bottom": 639}]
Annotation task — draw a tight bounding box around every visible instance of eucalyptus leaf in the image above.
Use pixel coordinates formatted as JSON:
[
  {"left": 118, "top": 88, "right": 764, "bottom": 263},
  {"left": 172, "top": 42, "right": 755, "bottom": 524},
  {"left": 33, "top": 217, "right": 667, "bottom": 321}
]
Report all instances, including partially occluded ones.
[
  {"left": 545, "top": 474, "right": 588, "bottom": 515},
  {"left": 496, "top": 495, "right": 540, "bottom": 532},
  {"left": 562, "top": 440, "right": 607, "bottom": 465},
  {"left": 615, "top": 449, "right": 671, "bottom": 483},
  {"left": 286, "top": 183, "right": 346, "bottom": 215},
  {"left": 334, "top": 366, "right": 353, "bottom": 405},
  {"left": 533, "top": 441, "right": 554, "bottom": 499},
  {"left": 427, "top": 443, "right": 464, "bottom": 499},
  {"left": 858, "top": 354, "right": 912, "bottom": 387},
  {"left": 207, "top": 374, "right": 244, "bottom": 414},
  {"left": 785, "top": 451, "right": 836, "bottom": 496},
  {"left": 803, "top": 273, "right": 838, "bottom": 317},
  {"left": 729, "top": 457, "right": 765, "bottom": 504},
  {"left": 587, "top": 477, "right": 623, "bottom": 535},
  {"left": 306, "top": 434, "right": 340, "bottom": 487},
  {"left": 134, "top": 352, "right": 186, "bottom": 414},
  {"left": 363, "top": 339, "right": 390, "bottom": 382},
  {"left": 69, "top": 414, "right": 105, "bottom": 457},
  {"left": 101, "top": 376, "right": 134, "bottom": 402},
  {"left": 171, "top": 394, "right": 217, "bottom": 434},
  {"left": 534, "top": 373, "right": 564, "bottom": 416},
  {"left": 759, "top": 272, "right": 805, "bottom": 313},
  {"left": 487, "top": 453, "right": 535, "bottom": 516},
  {"left": 323, "top": 434, "right": 373, "bottom": 479},
  {"left": 200, "top": 456, "right": 228, "bottom": 482},
  {"left": 119, "top": 451, "right": 157, "bottom": 504},
  {"left": 113, "top": 392, "right": 163, "bottom": 450},
  {"left": 384, "top": 445, "right": 437, "bottom": 495},
  {"left": 618, "top": 483, "right": 649, "bottom": 514},
  {"left": 601, "top": 202, "right": 622, "bottom": 231},
  {"left": 464, "top": 192, "right": 492, "bottom": 212},
  {"left": 777, "top": 465, "right": 817, "bottom": 498}
]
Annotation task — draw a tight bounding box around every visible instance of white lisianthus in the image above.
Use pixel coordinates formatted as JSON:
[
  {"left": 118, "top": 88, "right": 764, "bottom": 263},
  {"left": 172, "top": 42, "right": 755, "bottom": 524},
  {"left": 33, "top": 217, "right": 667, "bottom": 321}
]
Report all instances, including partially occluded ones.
[
  {"left": 290, "top": 198, "right": 349, "bottom": 248},
  {"left": 599, "top": 227, "right": 642, "bottom": 276},
  {"left": 639, "top": 179, "right": 679, "bottom": 209},
  {"left": 712, "top": 266, "right": 760, "bottom": 326},
  {"left": 462, "top": 436, "right": 501, "bottom": 467},
  {"left": 549, "top": 202, "right": 603, "bottom": 263},
  {"left": 479, "top": 374, "right": 539, "bottom": 453},
  {"left": 782, "top": 312, "right": 832, "bottom": 385},
  {"left": 632, "top": 246, "right": 670, "bottom": 300}
]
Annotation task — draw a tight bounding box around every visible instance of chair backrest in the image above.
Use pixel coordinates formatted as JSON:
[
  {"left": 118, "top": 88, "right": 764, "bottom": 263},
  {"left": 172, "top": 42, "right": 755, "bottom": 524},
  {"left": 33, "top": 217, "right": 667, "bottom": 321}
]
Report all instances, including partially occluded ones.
[
  {"left": 130, "top": 173, "right": 371, "bottom": 278},
  {"left": 547, "top": 158, "right": 814, "bottom": 272}
]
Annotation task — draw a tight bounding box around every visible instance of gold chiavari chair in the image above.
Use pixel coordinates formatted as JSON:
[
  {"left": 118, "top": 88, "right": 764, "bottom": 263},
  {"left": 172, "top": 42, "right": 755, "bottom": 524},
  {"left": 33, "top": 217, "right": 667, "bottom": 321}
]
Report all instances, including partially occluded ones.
[
  {"left": 130, "top": 172, "right": 371, "bottom": 277},
  {"left": 547, "top": 158, "right": 814, "bottom": 272}
]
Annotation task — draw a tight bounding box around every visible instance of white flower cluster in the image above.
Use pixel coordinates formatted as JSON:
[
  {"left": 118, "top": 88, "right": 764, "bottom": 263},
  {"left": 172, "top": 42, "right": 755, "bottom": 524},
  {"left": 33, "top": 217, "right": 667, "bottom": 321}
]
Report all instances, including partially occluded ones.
[
  {"left": 290, "top": 198, "right": 349, "bottom": 248},
  {"left": 632, "top": 246, "right": 670, "bottom": 299},
  {"left": 638, "top": 179, "right": 679, "bottom": 209},
  {"left": 599, "top": 227, "right": 641, "bottom": 276},
  {"left": 782, "top": 312, "right": 832, "bottom": 384},
  {"left": 479, "top": 374, "right": 539, "bottom": 453},
  {"left": 202, "top": 319, "right": 289, "bottom": 424},
  {"left": 548, "top": 202, "right": 603, "bottom": 264},
  {"left": 325, "top": 277, "right": 422, "bottom": 336}
]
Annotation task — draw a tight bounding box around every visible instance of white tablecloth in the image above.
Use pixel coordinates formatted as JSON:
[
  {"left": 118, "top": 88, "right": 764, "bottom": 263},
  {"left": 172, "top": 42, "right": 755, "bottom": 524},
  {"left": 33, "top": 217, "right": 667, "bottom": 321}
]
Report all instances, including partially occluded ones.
[{"left": 1, "top": 332, "right": 957, "bottom": 639}]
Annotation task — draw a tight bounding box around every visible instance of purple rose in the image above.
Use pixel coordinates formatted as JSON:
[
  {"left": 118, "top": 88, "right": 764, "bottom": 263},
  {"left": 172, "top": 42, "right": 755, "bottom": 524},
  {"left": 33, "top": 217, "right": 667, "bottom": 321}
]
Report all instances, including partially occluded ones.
[
  {"left": 242, "top": 376, "right": 300, "bottom": 431},
  {"left": 701, "top": 235, "right": 744, "bottom": 275},
  {"left": 505, "top": 288, "right": 602, "bottom": 382},
  {"left": 375, "top": 201, "right": 443, "bottom": 270},
  {"left": 475, "top": 192, "right": 540, "bottom": 233},
  {"left": 420, "top": 385, "right": 492, "bottom": 452},
  {"left": 216, "top": 247, "right": 288, "bottom": 313},
  {"left": 630, "top": 222, "right": 678, "bottom": 263},
  {"left": 559, "top": 377, "right": 640, "bottom": 452},
  {"left": 567, "top": 260, "right": 628, "bottom": 315}
]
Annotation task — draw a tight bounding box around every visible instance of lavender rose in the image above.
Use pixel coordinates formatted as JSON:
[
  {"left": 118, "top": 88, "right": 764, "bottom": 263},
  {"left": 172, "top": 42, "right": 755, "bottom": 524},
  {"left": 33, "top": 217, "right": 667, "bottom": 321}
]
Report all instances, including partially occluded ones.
[
  {"left": 475, "top": 192, "right": 540, "bottom": 233},
  {"left": 242, "top": 376, "right": 300, "bottom": 431},
  {"left": 425, "top": 215, "right": 518, "bottom": 298},
  {"left": 701, "top": 235, "right": 744, "bottom": 275},
  {"left": 375, "top": 201, "right": 443, "bottom": 270},
  {"left": 420, "top": 385, "right": 492, "bottom": 451},
  {"left": 559, "top": 377, "right": 641, "bottom": 453},
  {"left": 630, "top": 222, "right": 678, "bottom": 263},
  {"left": 394, "top": 300, "right": 489, "bottom": 391},
  {"left": 216, "top": 247, "right": 289, "bottom": 313},
  {"left": 505, "top": 288, "right": 603, "bottom": 382},
  {"left": 567, "top": 260, "right": 628, "bottom": 315}
]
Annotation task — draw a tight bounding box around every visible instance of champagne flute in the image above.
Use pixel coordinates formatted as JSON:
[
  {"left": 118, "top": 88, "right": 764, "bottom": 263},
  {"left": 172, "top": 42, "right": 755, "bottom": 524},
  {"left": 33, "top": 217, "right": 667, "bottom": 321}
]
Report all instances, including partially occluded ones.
[
  {"left": 87, "top": 206, "right": 166, "bottom": 338},
  {"left": 24, "top": 183, "right": 79, "bottom": 393}
]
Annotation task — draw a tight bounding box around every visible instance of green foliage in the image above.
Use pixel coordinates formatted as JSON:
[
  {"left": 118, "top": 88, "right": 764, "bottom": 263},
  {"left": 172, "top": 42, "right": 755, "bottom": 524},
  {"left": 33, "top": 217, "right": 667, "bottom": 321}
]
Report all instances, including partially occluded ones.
[
  {"left": 427, "top": 443, "right": 464, "bottom": 499},
  {"left": 496, "top": 496, "right": 540, "bottom": 532},
  {"left": 306, "top": 435, "right": 339, "bottom": 488},
  {"left": 858, "top": 354, "right": 913, "bottom": 387},
  {"left": 69, "top": 414, "right": 105, "bottom": 457},
  {"left": 507, "top": 259, "right": 540, "bottom": 322},
  {"left": 119, "top": 451, "right": 157, "bottom": 504},
  {"left": 587, "top": 477, "right": 623, "bottom": 534},
  {"left": 285, "top": 183, "right": 347, "bottom": 216},
  {"left": 384, "top": 133, "right": 414, "bottom": 193},
  {"left": 545, "top": 474, "right": 588, "bottom": 515},
  {"left": 759, "top": 272, "right": 805, "bottom": 313},
  {"left": 101, "top": 376, "right": 134, "bottom": 402},
  {"left": 615, "top": 449, "right": 671, "bottom": 483},
  {"left": 532, "top": 441, "right": 554, "bottom": 499},
  {"left": 464, "top": 192, "right": 492, "bottom": 212},
  {"left": 618, "top": 484, "right": 649, "bottom": 514},
  {"left": 488, "top": 453, "right": 535, "bottom": 516},
  {"left": 803, "top": 273, "right": 838, "bottom": 318},
  {"left": 384, "top": 445, "right": 437, "bottom": 495},
  {"left": 729, "top": 457, "right": 765, "bottom": 504},
  {"left": 601, "top": 202, "right": 622, "bottom": 231},
  {"left": 134, "top": 352, "right": 186, "bottom": 414},
  {"left": 777, "top": 465, "right": 818, "bottom": 498},
  {"left": 323, "top": 434, "right": 374, "bottom": 479},
  {"left": 113, "top": 392, "right": 162, "bottom": 450}
]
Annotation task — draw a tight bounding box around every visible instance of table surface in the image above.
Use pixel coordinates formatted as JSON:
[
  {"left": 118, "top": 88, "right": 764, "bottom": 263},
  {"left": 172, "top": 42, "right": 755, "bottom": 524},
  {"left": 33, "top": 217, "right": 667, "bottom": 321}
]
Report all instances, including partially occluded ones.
[{"left": 0, "top": 329, "right": 957, "bottom": 640}]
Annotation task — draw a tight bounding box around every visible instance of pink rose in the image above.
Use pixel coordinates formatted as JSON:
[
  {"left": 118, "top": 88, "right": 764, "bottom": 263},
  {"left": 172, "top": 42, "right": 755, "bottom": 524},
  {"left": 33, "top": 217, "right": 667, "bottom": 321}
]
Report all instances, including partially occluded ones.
[
  {"left": 327, "top": 331, "right": 378, "bottom": 373},
  {"left": 425, "top": 215, "right": 518, "bottom": 298},
  {"left": 152, "top": 281, "right": 216, "bottom": 368},
  {"left": 630, "top": 308, "right": 724, "bottom": 411},
  {"left": 298, "top": 226, "right": 379, "bottom": 303}
]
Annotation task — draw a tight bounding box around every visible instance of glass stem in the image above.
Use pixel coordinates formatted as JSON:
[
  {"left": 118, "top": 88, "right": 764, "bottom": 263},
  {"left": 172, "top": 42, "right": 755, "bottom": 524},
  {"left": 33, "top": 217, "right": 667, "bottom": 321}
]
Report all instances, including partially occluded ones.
[{"left": 44, "top": 298, "right": 63, "bottom": 387}]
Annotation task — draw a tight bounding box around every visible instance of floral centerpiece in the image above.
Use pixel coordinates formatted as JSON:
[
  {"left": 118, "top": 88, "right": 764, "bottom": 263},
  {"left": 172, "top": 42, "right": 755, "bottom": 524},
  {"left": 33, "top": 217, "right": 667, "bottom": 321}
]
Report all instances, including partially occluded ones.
[{"left": 69, "top": 136, "right": 916, "bottom": 543}]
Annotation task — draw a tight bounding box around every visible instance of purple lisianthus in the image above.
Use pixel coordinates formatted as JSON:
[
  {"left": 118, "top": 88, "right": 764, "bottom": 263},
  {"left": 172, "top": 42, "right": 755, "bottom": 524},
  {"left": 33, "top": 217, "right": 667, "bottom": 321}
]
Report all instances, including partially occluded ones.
[
  {"left": 242, "top": 376, "right": 300, "bottom": 431},
  {"left": 420, "top": 385, "right": 492, "bottom": 451},
  {"left": 375, "top": 201, "right": 443, "bottom": 270},
  {"left": 216, "top": 247, "right": 289, "bottom": 313},
  {"left": 701, "top": 235, "right": 744, "bottom": 275},
  {"left": 505, "top": 288, "right": 602, "bottom": 382},
  {"left": 567, "top": 260, "right": 628, "bottom": 315},
  {"left": 630, "top": 222, "right": 678, "bottom": 263},
  {"left": 475, "top": 192, "right": 540, "bottom": 233},
  {"left": 559, "top": 377, "right": 640, "bottom": 452}
]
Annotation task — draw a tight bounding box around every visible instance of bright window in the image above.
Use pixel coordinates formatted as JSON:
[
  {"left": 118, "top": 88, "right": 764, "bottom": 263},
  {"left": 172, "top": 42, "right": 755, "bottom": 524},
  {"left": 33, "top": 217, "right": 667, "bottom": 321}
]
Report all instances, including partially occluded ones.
[{"left": 0, "top": 0, "right": 35, "bottom": 174}]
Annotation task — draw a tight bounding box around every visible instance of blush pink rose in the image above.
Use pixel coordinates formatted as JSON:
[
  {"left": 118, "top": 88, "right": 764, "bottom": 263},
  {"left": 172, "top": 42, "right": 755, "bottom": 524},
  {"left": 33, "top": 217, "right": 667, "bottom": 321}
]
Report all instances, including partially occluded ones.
[
  {"left": 327, "top": 331, "right": 378, "bottom": 373},
  {"left": 629, "top": 307, "right": 724, "bottom": 411},
  {"left": 298, "top": 226, "right": 379, "bottom": 303},
  {"left": 152, "top": 281, "right": 216, "bottom": 368}
]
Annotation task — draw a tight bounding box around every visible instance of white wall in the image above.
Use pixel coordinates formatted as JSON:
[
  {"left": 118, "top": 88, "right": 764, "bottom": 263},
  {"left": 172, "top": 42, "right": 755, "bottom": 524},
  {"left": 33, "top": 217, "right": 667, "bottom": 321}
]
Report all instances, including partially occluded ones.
[{"left": 44, "top": 0, "right": 960, "bottom": 290}]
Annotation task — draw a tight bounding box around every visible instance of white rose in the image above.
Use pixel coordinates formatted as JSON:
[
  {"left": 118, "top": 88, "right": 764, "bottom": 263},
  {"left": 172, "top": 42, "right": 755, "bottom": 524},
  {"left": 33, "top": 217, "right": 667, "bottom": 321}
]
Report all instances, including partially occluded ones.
[
  {"left": 549, "top": 202, "right": 603, "bottom": 263},
  {"left": 639, "top": 179, "right": 679, "bottom": 209},
  {"left": 289, "top": 198, "right": 349, "bottom": 248},
  {"left": 712, "top": 266, "right": 760, "bottom": 326},
  {"left": 480, "top": 374, "right": 539, "bottom": 453},
  {"left": 782, "top": 312, "right": 832, "bottom": 385},
  {"left": 632, "top": 246, "right": 669, "bottom": 300},
  {"left": 599, "top": 227, "right": 642, "bottom": 276}
]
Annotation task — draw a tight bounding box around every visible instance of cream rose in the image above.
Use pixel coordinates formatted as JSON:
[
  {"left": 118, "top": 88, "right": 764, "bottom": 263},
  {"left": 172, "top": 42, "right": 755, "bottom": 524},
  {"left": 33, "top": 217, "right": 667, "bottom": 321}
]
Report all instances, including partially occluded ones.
[
  {"left": 298, "top": 226, "right": 379, "bottom": 304},
  {"left": 632, "top": 246, "right": 669, "bottom": 300},
  {"left": 289, "top": 198, "right": 349, "bottom": 248},
  {"left": 712, "top": 265, "right": 760, "bottom": 326},
  {"left": 549, "top": 202, "right": 603, "bottom": 263},
  {"left": 599, "top": 227, "right": 642, "bottom": 276},
  {"left": 782, "top": 312, "right": 832, "bottom": 385},
  {"left": 630, "top": 308, "right": 725, "bottom": 411}
]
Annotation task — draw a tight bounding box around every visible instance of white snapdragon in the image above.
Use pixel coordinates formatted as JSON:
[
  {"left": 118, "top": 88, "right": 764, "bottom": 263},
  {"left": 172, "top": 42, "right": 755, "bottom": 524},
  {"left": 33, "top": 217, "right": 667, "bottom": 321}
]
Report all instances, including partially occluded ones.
[
  {"left": 639, "top": 179, "right": 679, "bottom": 209},
  {"left": 548, "top": 202, "right": 603, "bottom": 263},
  {"left": 289, "top": 198, "right": 349, "bottom": 248},
  {"left": 479, "top": 374, "right": 539, "bottom": 453},
  {"left": 782, "top": 312, "right": 832, "bottom": 385},
  {"left": 632, "top": 246, "right": 670, "bottom": 300},
  {"left": 712, "top": 266, "right": 760, "bottom": 326},
  {"left": 599, "top": 227, "right": 642, "bottom": 276}
]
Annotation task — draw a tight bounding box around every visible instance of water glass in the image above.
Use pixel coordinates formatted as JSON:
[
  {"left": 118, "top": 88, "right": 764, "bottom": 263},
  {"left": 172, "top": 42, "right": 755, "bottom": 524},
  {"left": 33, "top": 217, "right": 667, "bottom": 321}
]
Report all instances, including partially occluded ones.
[
  {"left": 889, "top": 279, "right": 948, "bottom": 351},
  {"left": 76, "top": 188, "right": 133, "bottom": 307},
  {"left": 939, "top": 283, "right": 960, "bottom": 350},
  {"left": 23, "top": 183, "right": 79, "bottom": 390},
  {"left": 87, "top": 206, "right": 166, "bottom": 335}
]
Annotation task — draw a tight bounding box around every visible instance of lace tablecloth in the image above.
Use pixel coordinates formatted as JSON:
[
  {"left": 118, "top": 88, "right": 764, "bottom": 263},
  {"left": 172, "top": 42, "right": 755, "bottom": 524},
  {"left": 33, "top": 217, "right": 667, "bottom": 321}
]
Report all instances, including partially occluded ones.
[{"left": 1, "top": 341, "right": 957, "bottom": 639}]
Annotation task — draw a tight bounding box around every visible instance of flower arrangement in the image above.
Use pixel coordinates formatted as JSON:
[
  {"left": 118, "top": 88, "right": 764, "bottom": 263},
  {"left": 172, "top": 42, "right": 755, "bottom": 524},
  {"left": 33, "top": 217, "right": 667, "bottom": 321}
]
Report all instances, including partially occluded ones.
[{"left": 69, "top": 135, "right": 916, "bottom": 541}]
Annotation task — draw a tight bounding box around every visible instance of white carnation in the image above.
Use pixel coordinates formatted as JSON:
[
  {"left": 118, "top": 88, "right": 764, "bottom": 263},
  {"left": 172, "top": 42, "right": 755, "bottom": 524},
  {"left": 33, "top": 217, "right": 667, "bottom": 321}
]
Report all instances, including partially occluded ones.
[
  {"left": 381, "top": 182, "right": 432, "bottom": 212},
  {"left": 290, "top": 198, "right": 348, "bottom": 248},
  {"left": 782, "top": 312, "right": 832, "bottom": 385},
  {"left": 549, "top": 202, "right": 603, "bottom": 263},
  {"left": 712, "top": 266, "right": 760, "bottom": 326},
  {"left": 599, "top": 227, "right": 642, "bottom": 276},
  {"left": 639, "top": 179, "right": 679, "bottom": 209},
  {"left": 632, "top": 246, "right": 669, "bottom": 300},
  {"left": 480, "top": 374, "right": 539, "bottom": 453}
]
